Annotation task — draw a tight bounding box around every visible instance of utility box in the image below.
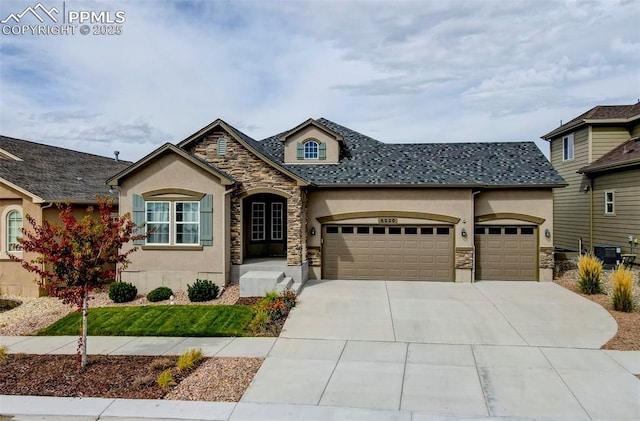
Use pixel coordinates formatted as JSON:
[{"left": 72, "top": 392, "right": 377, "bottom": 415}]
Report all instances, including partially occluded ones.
[{"left": 593, "top": 245, "right": 621, "bottom": 269}]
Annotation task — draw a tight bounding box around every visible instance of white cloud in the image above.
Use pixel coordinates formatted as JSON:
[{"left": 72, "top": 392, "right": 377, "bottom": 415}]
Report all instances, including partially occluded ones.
[{"left": 0, "top": 0, "right": 638, "bottom": 163}]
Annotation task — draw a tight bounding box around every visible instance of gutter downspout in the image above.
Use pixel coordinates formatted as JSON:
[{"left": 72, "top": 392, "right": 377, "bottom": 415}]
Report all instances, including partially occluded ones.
[
  {"left": 471, "top": 190, "right": 482, "bottom": 283},
  {"left": 589, "top": 177, "right": 594, "bottom": 253}
]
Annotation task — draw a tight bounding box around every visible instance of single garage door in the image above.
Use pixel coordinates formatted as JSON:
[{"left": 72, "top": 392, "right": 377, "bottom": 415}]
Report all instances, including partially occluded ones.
[
  {"left": 323, "top": 225, "right": 454, "bottom": 281},
  {"left": 475, "top": 226, "right": 537, "bottom": 281}
]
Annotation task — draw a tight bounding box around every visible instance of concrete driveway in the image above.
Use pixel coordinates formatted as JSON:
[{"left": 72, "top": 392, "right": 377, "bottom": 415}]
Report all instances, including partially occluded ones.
[
  {"left": 281, "top": 280, "right": 617, "bottom": 348},
  {"left": 240, "top": 280, "right": 639, "bottom": 420}
]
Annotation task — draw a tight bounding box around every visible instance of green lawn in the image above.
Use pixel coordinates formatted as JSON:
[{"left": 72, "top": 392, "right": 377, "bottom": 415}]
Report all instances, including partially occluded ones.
[{"left": 38, "top": 305, "right": 254, "bottom": 337}]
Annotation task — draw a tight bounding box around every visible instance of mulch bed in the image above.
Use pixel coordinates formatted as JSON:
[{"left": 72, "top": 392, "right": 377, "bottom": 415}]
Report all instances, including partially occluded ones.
[
  {"left": 0, "top": 354, "right": 263, "bottom": 401},
  {"left": 0, "top": 355, "right": 168, "bottom": 399}
]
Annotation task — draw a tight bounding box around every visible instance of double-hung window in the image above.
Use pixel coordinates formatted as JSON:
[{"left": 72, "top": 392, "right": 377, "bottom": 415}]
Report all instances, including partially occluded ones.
[
  {"left": 604, "top": 191, "right": 615, "bottom": 215},
  {"left": 145, "top": 201, "right": 200, "bottom": 245},
  {"left": 562, "top": 134, "right": 574, "bottom": 161}
]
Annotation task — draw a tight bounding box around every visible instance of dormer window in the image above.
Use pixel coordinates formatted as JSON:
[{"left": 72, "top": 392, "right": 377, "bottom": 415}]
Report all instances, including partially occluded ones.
[
  {"left": 304, "top": 140, "right": 319, "bottom": 159},
  {"left": 297, "top": 138, "right": 326, "bottom": 160}
]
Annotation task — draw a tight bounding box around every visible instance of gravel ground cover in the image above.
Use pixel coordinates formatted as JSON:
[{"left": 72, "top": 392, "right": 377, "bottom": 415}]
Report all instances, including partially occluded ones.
[{"left": 554, "top": 268, "right": 640, "bottom": 350}]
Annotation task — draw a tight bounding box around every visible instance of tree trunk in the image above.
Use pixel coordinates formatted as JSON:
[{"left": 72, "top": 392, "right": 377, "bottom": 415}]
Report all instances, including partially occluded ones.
[{"left": 81, "top": 291, "right": 88, "bottom": 369}]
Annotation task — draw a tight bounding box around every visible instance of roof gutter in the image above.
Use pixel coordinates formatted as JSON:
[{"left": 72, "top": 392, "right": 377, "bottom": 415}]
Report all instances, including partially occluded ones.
[
  {"left": 312, "top": 183, "right": 567, "bottom": 189},
  {"left": 542, "top": 113, "right": 640, "bottom": 140}
]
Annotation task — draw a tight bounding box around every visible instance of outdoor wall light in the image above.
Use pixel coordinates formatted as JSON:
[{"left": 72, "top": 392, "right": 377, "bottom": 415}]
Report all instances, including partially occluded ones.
[
  {"left": 545, "top": 228, "right": 551, "bottom": 238},
  {"left": 310, "top": 227, "right": 316, "bottom": 236},
  {"left": 461, "top": 228, "right": 467, "bottom": 238}
]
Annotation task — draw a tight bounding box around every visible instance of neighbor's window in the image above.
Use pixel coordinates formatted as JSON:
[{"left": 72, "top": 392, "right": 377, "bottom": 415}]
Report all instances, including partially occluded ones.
[
  {"left": 6, "top": 210, "right": 22, "bottom": 252},
  {"left": 304, "top": 140, "right": 319, "bottom": 159},
  {"left": 605, "top": 191, "right": 615, "bottom": 215},
  {"left": 562, "top": 134, "right": 574, "bottom": 161}
]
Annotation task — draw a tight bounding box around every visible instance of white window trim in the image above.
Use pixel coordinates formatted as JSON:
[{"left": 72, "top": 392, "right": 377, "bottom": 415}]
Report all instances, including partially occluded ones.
[
  {"left": 251, "top": 202, "right": 265, "bottom": 241},
  {"left": 271, "top": 202, "right": 283, "bottom": 241},
  {"left": 303, "top": 140, "right": 319, "bottom": 160},
  {"left": 145, "top": 201, "right": 202, "bottom": 246},
  {"left": 2, "top": 205, "right": 23, "bottom": 256},
  {"left": 604, "top": 191, "right": 615, "bottom": 215},
  {"left": 562, "top": 134, "right": 574, "bottom": 161}
]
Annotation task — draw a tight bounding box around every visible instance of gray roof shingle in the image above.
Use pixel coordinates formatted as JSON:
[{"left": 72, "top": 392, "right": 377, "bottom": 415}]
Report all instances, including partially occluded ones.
[
  {"left": 255, "top": 118, "right": 565, "bottom": 187},
  {"left": 0, "top": 136, "right": 131, "bottom": 202}
]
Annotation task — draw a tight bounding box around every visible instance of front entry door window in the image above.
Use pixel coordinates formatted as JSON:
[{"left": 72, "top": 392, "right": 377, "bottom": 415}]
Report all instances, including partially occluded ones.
[{"left": 245, "top": 194, "right": 287, "bottom": 258}]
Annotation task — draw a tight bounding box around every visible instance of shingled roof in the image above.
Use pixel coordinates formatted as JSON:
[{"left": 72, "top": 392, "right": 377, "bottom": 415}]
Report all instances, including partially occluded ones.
[
  {"left": 256, "top": 118, "right": 565, "bottom": 187},
  {"left": 542, "top": 103, "right": 640, "bottom": 139},
  {"left": 579, "top": 137, "right": 640, "bottom": 174},
  {"left": 0, "top": 136, "right": 131, "bottom": 202}
]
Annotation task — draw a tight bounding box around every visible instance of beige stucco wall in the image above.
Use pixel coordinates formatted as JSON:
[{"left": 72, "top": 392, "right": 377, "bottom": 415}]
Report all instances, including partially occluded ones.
[
  {"left": 0, "top": 184, "right": 44, "bottom": 296},
  {"left": 475, "top": 189, "right": 554, "bottom": 281},
  {"left": 283, "top": 126, "right": 340, "bottom": 163},
  {"left": 306, "top": 188, "right": 475, "bottom": 281},
  {"left": 118, "top": 152, "right": 230, "bottom": 293}
]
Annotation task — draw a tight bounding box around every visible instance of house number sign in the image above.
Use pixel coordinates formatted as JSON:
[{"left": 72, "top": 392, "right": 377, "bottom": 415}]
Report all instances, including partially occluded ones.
[{"left": 378, "top": 217, "right": 398, "bottom": 224}]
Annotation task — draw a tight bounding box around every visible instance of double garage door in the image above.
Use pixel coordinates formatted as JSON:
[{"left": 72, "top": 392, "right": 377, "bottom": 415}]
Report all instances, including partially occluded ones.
[
  {"left": 323, "top": 225, "right": 454, "bottom": 281},
  {"left": 475, "top": 226, "right": 538, "bottom": 281},
  {"left": 323, "top": 224, "right": 538, "bottom": 281}
]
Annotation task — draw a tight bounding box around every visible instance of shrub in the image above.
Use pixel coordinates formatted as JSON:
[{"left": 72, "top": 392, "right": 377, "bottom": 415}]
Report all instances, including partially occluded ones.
[
  {"left": 177, "top": 348, "right": 203, "bottom": 372},
  {"left": 187, "top": 279, "right": 219, "bottom": 302},
  {"left": 611, "top": 266, "right": 635, "bottom": 312},
  {"left": 147, "top": 286, "right": 173, "bottom": 302},
  {"left": 0, "top": 345, "right": 7, "bottom": 361},
  {"left": 108, "top": 282, "right": 138, "bottom": 303},
  {"left": 156, "top": 369, "right": 176, "bottom": 391},
  {"left": 149, "top": 357, "right": 175, "bottom": 371},
  {"left": 280, "top": 289, "right": 297, "bottom": 309},
  {"left": 577, "top": 254, "right": 603, "bottom": 294},
  {"left": 263, "top": 290, "right": 280, "bottom": 303},
  {"left": 249, "top": 309, "right": 272, "bottom": 335}
]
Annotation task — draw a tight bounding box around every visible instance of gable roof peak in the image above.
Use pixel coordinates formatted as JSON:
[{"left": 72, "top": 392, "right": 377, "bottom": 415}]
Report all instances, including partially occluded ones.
[{"left": 280, "top": 118, "right": 344, "bottom": 142}]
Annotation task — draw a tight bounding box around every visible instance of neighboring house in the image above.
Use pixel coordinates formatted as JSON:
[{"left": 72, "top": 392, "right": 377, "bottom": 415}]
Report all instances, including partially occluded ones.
[
  {"left": 0, "top": 136, "right": 130, "bottom": 296},
  {"left": 107, "top": 117, "right": 564, "bottom": 294},
  {"left": 542, "top": 103, "right": 640, "bottom": 255}
]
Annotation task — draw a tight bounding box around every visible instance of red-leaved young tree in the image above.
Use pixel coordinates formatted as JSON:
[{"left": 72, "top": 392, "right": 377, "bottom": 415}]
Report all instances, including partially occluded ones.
[{"left": 10, "top": 197, "right": 144, "bottom": 369}]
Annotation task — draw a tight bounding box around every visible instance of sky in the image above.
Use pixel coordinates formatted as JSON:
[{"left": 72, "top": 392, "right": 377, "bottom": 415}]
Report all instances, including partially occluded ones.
[{"left": 0, "top": 0, "right": 638, "bottom": 163}]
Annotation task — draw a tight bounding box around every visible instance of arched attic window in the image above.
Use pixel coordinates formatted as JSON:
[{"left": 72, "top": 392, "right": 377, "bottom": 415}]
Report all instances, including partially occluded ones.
[{"left": 297, "top": 138, "right": 326, "bottom": 160}]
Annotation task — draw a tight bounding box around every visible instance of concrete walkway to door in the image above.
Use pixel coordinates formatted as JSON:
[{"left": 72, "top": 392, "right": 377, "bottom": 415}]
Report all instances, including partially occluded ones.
[{"left": 280, "top": 280, "right": 617, "bottom": 348}]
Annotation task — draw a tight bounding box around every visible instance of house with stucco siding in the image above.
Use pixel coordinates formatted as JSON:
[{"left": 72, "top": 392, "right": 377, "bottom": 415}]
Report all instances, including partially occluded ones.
[
  {"left": 0, "top": 136, "right": 129, "bottom": 296},
  {"left": 107, "top": 118, "right": 565, "bottom": 295}
]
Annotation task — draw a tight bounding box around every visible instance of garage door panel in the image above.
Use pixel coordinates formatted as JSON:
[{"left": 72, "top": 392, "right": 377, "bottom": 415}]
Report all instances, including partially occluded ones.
[
  {"left": 324, "top": 224, "right": 453, "bottom": 281},
  {"left": 476, "top": 226, "right": 537, "bottom": 281}
]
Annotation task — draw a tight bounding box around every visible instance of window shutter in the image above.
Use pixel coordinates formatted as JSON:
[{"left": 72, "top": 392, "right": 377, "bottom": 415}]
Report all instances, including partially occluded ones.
[
  {"left": 296, "top": 142, "right": 304, "bottom": 159},
  {"left": 132, "top": 194, "right": 145, "bottom": 245},
  {"left": 318, "top": 143, "right": 326, "bottom": 160},
  {"left": 200, "top": 194, "right": 213, "bottom": 246}
]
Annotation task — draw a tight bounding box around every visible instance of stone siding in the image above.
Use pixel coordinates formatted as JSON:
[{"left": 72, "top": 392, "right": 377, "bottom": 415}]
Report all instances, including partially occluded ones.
[
  {"left": 455, "top": 248, "right": 474, "bottom": 270},
  {"left": 539, "top": 247, "right": 555, "bottom": 269},
  {"left": 307, "top": 247, "right": 321, "bottom": 267},
  {"left": 190, "top": 130, "right": 305, "bottom": 266}
]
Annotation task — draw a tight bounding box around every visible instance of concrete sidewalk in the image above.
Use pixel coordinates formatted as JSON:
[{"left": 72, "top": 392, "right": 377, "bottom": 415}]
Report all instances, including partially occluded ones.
[{"left": 1, "top": 336, "right": 639, "bottom": 420}]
